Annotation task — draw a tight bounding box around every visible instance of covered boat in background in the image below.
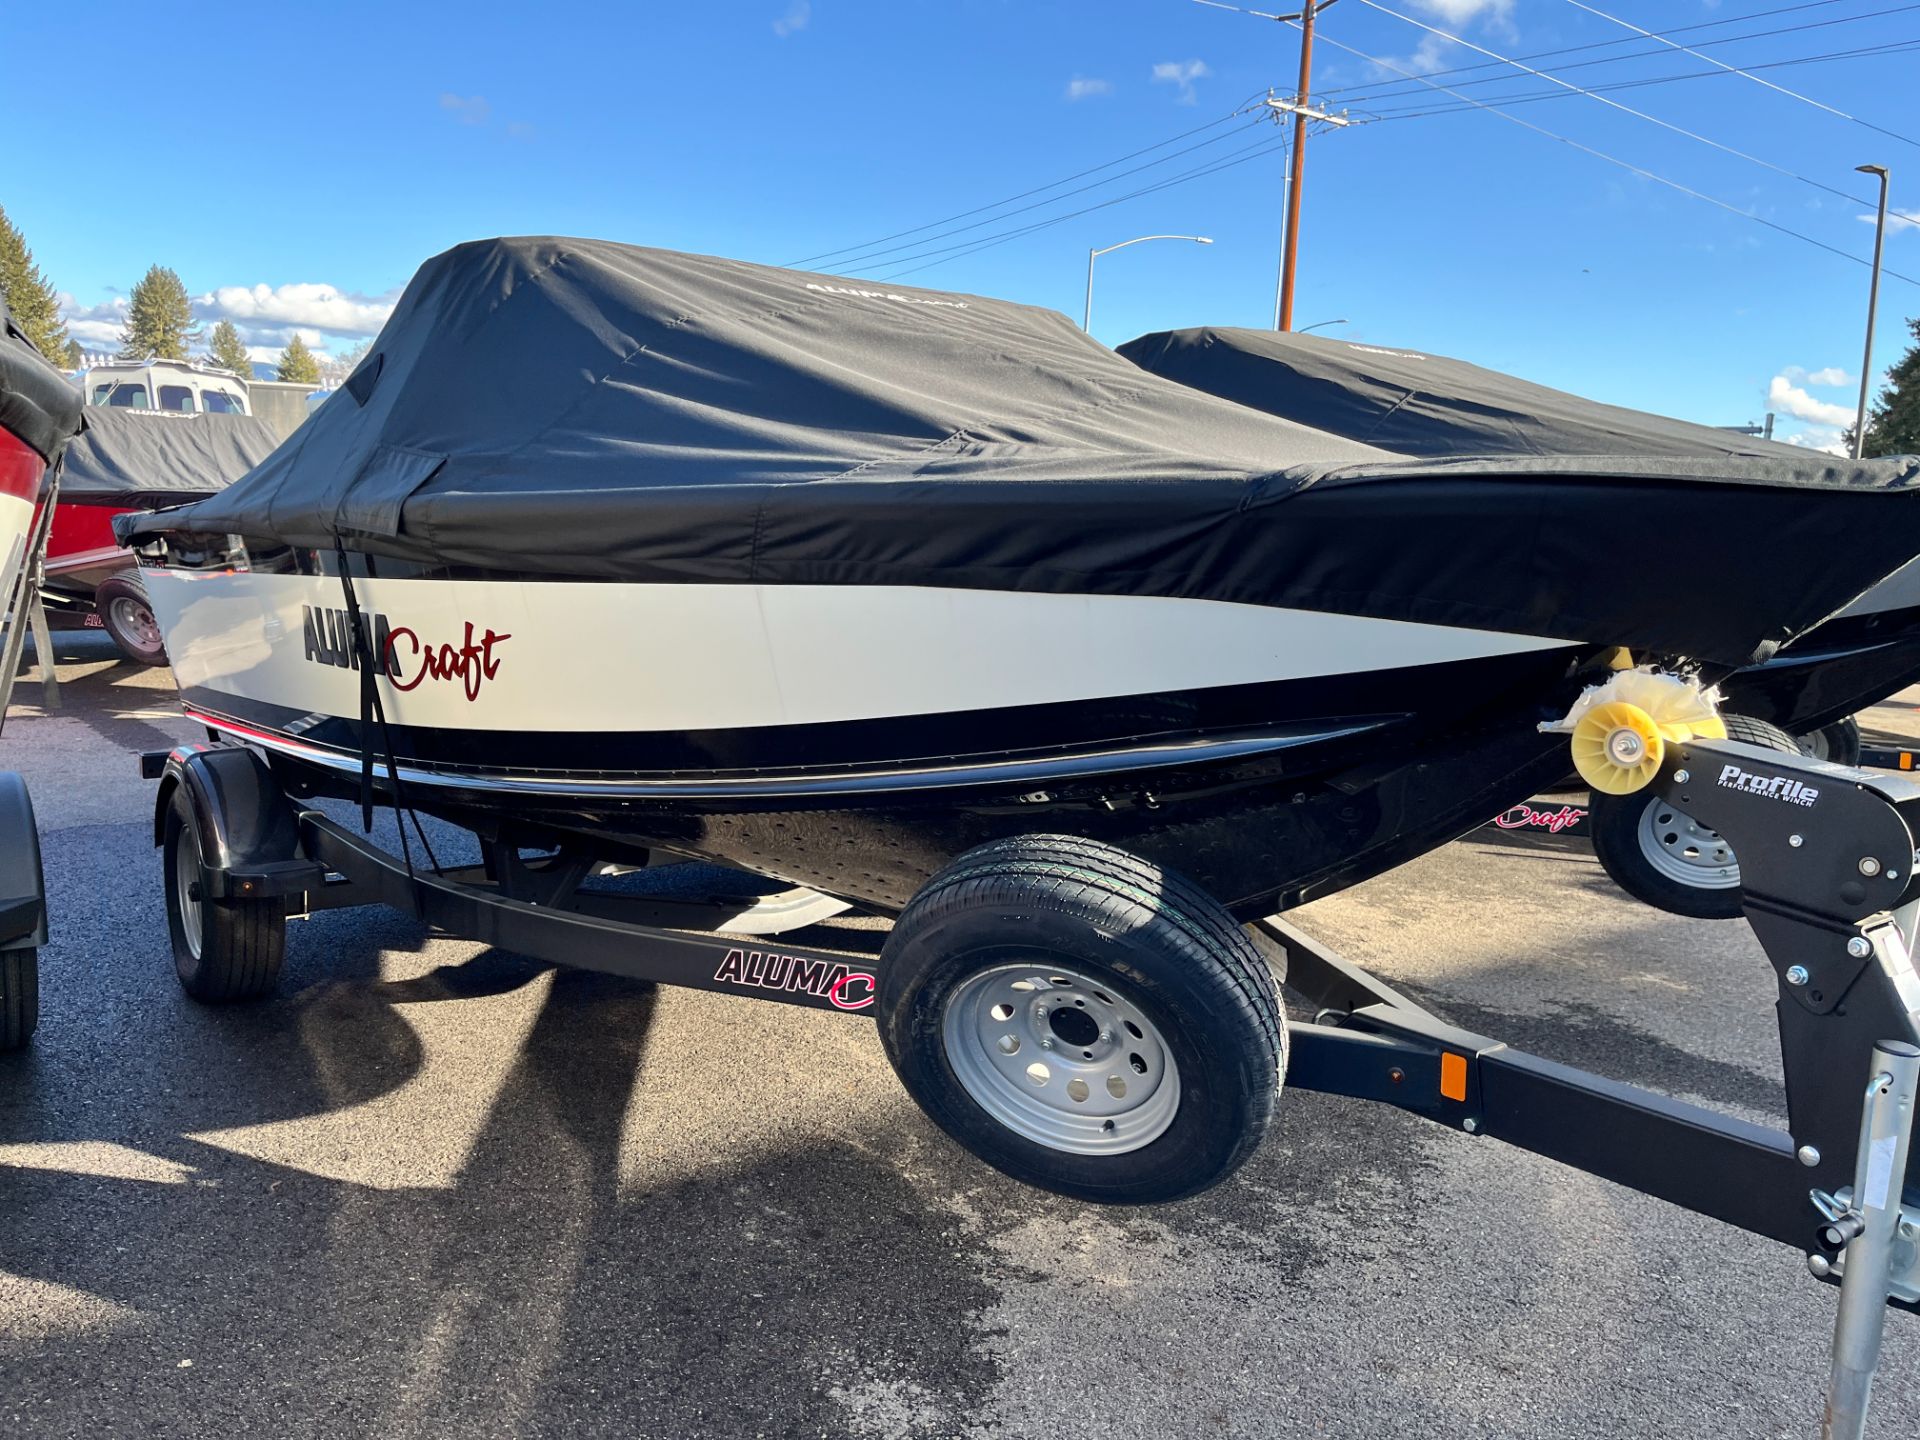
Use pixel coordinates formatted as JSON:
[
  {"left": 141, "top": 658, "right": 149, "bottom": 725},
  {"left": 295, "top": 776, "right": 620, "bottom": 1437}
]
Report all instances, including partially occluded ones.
[
  {"left": 121, "top": 238, "right": 1920, "bottom": 923},
  {"left": 43, "top": 408, "right": 277, "bottom": 664},
  {"left": 1118, "top": 325, "right": 1920, "bottom": 757}
]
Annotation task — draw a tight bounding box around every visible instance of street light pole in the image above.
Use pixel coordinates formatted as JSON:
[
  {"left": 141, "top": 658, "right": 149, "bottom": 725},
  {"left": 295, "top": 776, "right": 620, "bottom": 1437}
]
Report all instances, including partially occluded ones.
[
  {"left": 1083, "top": 234, "right": 1214, "bottom": 333},
  {"left": 1854, "top": 164, "right": 1891, "bottom": 460}
]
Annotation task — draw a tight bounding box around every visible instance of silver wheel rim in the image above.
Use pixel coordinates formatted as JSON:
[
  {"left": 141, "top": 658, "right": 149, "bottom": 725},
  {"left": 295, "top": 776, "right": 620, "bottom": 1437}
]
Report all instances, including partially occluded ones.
[
  {"left": 1637, "top": 795, "right": 1740, "bottom": 889},
  {"left": 175, "top": 819, "right": 204, "bottom": 958},
  {"left": 941, "top": 963, "right": 1180, "bottom": 1155},
  {"left": 110, "top": 595, "right": 161, "bottom": 652}
]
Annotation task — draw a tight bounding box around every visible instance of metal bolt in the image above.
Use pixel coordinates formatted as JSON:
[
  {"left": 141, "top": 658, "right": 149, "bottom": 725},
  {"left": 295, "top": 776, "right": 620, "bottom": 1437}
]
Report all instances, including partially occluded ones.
[
  {"left": 1798, "top": 1145, "right": 1822, "bottom": 1168},
  {"left": 1098, "top": 1030, "right": 1112, "bottom": 1043},
  {"left": 1789, "top": 834, "right": 1805, "bottom": 848},
  {"left": 1809, "top": 1253, "right": 1834, "bottom": 1279},
  {"left": 1848, "top": 937, "right": 1873, "bottom": 959},
  {"left": 1039, "top": 1037, "right": 1054, "bottom": 1050},
  {"left": 1860, "top": 857, "right": 1883, "bottom": 877},
  {"left": 1674, "top": 769, "right": 1691, "bottom": 784},
  {"left": 1787, "top": 965, "right": 1811, "bottom": 987},
  {"left": 1462, "top": 1117, "right": 1480, "bottom": 1134}
]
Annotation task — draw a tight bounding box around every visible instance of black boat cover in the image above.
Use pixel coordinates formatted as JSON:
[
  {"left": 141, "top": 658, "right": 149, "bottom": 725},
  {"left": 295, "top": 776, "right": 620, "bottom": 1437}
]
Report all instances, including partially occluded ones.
[
  {"left": 1118, "top": 326, "right": 1814, "bottom": 460},
  {"left": 127, "top": 236, "right": 1920, "bottom": 668},
  {"left": 0, "top": 300, "right": 84, "bottom": 466},
  {"left": 60, "top": 409, "right": 279, "bottom": 508}
]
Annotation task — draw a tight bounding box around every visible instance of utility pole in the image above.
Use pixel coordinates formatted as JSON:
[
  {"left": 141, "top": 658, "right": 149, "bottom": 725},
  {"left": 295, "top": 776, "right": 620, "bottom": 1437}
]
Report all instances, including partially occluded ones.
[
  {"left": 1273, "top": 0, "right": 1341, "bottom": 331},
  {"left": 1854, "top": 164, "right": 1890, "bottom": 459}
]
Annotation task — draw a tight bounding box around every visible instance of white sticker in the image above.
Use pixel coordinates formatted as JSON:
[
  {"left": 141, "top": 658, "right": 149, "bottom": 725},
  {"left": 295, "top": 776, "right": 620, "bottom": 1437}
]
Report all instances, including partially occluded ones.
[{"left": 1865, "top": 1135, "right": 1898, "bottom": 1212}]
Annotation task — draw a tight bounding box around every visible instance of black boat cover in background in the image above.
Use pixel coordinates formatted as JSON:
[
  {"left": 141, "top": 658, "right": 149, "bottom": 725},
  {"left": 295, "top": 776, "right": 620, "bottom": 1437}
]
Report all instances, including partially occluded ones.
[
  {"left": 60, "top": 410, "right": 279, "bottom": 508},
  {"left": 128, "top": 237, "right": 1920, "bottom": 668},
  {"left": 0, "top": 301, "right": 84, "bottom": 466},
  {"left": 1117, "top": 326, "right": 1815, "bottom": 460}
]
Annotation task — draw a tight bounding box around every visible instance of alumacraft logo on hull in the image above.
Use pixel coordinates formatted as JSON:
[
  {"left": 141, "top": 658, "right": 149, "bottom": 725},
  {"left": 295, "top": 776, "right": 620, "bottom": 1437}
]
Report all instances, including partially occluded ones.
[
  {"left": 1716, "top": 763, "right": 1820, "bottom": 807},
  {"left": 301, "top": 605, "right": 511, "bottom": 702},
  {"left": 713, "top": 947, "right": 876, "bottom": 1011}
]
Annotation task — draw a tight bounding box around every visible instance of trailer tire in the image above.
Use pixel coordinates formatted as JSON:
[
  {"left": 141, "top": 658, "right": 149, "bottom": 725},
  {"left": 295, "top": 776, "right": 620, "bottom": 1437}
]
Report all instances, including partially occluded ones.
[
  {"left": 877, "top": 835, "right": 1285, "bottom": 1204},
  {"left": 163, "top": 792, "right": 286, "bottom": 1002},
  {"left": 95, "top": 572, "right": 167, "bottom": 667},
  {"left": 1802, "top": 716, "right": 1862, "bottom": 766},
  {"left": 1590, "top": 713, "right": 1801, "bottom": 919},
  {"left": 0, "top": 947, "right": 36, "bottom": 1050}
]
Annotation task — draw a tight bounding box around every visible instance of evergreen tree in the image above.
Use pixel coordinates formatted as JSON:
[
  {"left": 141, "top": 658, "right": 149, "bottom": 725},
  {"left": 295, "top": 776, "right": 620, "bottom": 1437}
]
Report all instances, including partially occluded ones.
[
  {"left": 1863, "top": 316, "right": 1920, "bottom": 459},
  {"left": 207, "top": 319, "right": 253, "bottom": 379},
  {"left": 119, "top": 265, "right": 201, "bottom": 359},
  {"left": 61, "top": 338, "right": 82, "bottom": 371},
  {"left": 0, "top": 205, "right": 73, "bottom": 361},
  {"left": 276, "top": 333, "right": 321, "bottom": 384}
]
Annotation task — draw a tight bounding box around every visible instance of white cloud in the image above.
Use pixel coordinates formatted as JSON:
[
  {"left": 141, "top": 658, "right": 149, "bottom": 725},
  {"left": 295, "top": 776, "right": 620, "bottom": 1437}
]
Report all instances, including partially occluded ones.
[
  {"left": 1859, "top": 207, "right": 1920, "bottom": 235},
  {"left": 1410, "top": 0, "right": 1514, "bottom": 26},
  {"left": 57, "top": 294, "right": 128, "bottom": 349},
  {"left": 194, "top": 282, "right": 396, "bottom": 341},
  {"left": 61, "top": 282, "right": 394, "bottom": 359},
  {"left": 1066, "top": 76, "right": 1113, "bottom": 101},
  {"left": 438, "top": 93, "right": 490, "bottom": 126},
  {"left": 1380, "top": 0, "right": 1516, "bottom": 76},
  {"left": 773, "top": 0, "right": 809, "bottom": 36},
  {"left": 1777, "top": 428, "right": 1850, "bottom": 456},
  {"left": 1768, "top": 373, "right": 1857, "bottom": 429},
  {"left": 1152, "top": 60, "right": 1211, "bottom": 105},
  {"left": 1778, "top": 364, "right": 1850, "bottom": 388}
]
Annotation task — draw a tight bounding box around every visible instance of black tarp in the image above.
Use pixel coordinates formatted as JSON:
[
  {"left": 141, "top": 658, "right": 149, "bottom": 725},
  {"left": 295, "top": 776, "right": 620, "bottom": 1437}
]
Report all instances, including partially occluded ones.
[
  {"left": 128, "top": 237, "right": 1920, "bottom": 668},
  {"left": 1118, "top": 326, "right": 1821, "bottom": 461},
  {"left": 0, "top": 301, "right": 83, "bottom": 466},
  {"left": 59, "top": 409, "right": 280, "bottom": 508}
]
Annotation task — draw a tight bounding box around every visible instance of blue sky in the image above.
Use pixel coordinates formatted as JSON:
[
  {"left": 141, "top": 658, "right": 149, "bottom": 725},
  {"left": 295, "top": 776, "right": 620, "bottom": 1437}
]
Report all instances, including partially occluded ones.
[{"left": 5, "top": 0, "right": 1916, "bottom": 448}]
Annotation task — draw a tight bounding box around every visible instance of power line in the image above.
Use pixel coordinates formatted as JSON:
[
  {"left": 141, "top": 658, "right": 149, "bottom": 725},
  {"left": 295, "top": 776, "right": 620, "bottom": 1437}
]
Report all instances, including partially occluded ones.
[
  {"left": 1298, "top": 22, "right": 1920, "bottom": 289},
  {"left": 860, "top": 132, "right": 1291, "bottom": 281},
  {"left": 1320, "top": 0, "right": 1862, "bottom": 101},
  {"left": 785, "top": 95, "right": 1266, "bottom": 269},
  {"left": 1353, "top": 0, "right": 1877, "bottom": 206},
  {"left": 1561, "top": 0, "right": 1920, "bottom": 150},
  {"left": 810, "top": 115, "right": 1269, "bottom": 273},
  {"left": 1360, "top": 38, "right": 1920, "bottom": 123}
]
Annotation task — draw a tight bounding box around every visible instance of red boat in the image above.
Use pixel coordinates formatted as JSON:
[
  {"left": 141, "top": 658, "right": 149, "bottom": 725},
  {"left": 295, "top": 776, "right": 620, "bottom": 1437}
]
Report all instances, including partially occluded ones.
[{"left": 44, "top": 393, "right": 276, "bottom": 664}]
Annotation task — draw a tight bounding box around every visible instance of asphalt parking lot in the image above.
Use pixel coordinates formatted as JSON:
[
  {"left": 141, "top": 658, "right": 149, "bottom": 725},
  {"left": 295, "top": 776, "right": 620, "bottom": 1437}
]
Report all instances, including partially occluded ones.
[{"left": 4, "top": 633, "right": 1920, "bottom": 1439}]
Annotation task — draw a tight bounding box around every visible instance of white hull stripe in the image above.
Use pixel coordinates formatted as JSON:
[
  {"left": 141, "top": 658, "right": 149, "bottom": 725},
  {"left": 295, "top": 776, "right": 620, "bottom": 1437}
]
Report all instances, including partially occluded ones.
[{"left": 148, "top": 571, "right": 1570, "bottom": 736}]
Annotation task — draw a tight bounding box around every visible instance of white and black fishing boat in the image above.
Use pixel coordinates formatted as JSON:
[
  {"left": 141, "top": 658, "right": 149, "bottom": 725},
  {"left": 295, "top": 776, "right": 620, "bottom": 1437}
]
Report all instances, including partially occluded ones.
[
  {"left": 106, "top": 246, "right": 1920, "bottom": 1413},
  {"left": 120, "top": 239, "right": 1920, "bottom": 921}
]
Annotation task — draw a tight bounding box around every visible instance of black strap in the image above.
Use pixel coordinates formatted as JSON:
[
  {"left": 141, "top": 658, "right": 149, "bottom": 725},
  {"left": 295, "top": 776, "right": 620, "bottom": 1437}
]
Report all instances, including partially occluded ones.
[{"left": 332, "top": 542, "right": 436, "bottom": 914}]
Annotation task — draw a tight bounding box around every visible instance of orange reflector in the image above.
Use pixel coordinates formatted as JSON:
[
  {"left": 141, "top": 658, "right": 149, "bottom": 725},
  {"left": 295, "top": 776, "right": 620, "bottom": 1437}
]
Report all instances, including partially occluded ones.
[
  {"left": 1440, "top": 1052, "right": 1468, "bottom": 1103},
  {"left": 1903, "top": 752, "right": 1914, "bottom": 771}
]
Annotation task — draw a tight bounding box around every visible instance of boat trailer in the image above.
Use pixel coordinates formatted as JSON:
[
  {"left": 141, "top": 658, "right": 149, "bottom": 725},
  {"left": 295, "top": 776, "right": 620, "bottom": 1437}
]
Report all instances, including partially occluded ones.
[{"left": 145, "top": 734, "right": 1920, "bottom": 1436}]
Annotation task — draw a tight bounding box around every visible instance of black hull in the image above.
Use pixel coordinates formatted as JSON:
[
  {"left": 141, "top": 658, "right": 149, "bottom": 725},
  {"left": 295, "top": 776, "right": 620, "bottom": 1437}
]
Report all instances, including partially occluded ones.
[{"left": 1721, "top": 604, "right": 1920, "bottom": 737}]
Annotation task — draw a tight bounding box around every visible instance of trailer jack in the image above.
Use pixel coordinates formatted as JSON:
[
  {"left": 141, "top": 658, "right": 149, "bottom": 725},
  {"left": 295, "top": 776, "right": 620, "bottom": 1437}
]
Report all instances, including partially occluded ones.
[{"left": 1274, "top": 735, "right": 1920, "bottom": 1437}]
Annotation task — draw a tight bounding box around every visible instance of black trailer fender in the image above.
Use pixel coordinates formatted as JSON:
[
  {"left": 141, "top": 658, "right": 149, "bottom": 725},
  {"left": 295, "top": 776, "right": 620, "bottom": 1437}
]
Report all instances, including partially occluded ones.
[
  {"left": 0, "top": 771, "right": 47, "bottom": 950},
  {"left": 147, "top": 746, "right": 323, "bottom": 900}
]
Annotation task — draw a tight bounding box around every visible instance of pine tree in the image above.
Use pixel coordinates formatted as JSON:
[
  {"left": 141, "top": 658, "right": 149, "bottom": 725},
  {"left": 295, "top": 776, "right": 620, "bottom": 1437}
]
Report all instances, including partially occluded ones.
[
  {"left": 207, "top": 319, "right": 253, "bottom": 379},
  {"left": 0, "top": 205, "right": 73, "bottom": 361},
  {"left": 119, "top": 265, "right": 201, "bottom": 359},
  {"left": 276, "top": 333, "right": 321, "bottom": 384},
  {"left": 61, "top": 338, "right": 81, "bottom": 370},
  {"left": 1863, "top": 317, "right": 1920, "bottom": 459}
]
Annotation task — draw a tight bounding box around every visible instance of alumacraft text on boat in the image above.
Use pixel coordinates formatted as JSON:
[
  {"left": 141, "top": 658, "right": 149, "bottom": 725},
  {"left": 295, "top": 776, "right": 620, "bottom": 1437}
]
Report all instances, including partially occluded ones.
[
  {"left": 301, "top": 605, "right": 511, "bottom": 702},
  {"left": 1716, "top": 763, "right": 1820, "bottom": 807},
  {"left": 713, "top": 947, "right": 876, "bottom": 1011}
]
